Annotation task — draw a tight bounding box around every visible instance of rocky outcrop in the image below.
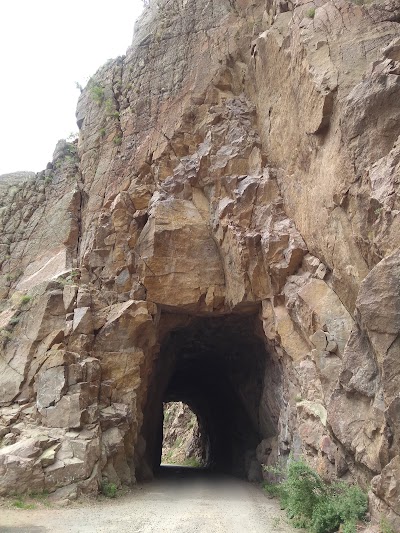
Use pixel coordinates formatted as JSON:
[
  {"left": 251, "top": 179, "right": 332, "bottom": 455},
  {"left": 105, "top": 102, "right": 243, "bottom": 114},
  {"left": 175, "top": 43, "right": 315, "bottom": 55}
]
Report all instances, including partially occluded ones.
[
  {"left": 0, "top": 0, "right": 399, "bottom": 528},
  {"left": 161, "top": 402, "right": 204, "bottom": 466}
]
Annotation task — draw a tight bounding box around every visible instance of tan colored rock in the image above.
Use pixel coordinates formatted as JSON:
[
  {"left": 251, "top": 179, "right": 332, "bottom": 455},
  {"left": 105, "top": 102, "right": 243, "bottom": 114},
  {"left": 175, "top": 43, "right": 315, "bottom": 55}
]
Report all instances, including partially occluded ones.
[
  {"left": 387, "top": 396, "right": 400, "bottom": 456},
  {"left": 325, "top": 339, "right": 337, "bottom": 353},
  {"left": 36, "top": 366, "right": 66, "bottom": 409},
  {"left": 136, "top": 199, "right": 224, "bottom": 309},
  {"left": 45, "top": 458, "right": 86, "bottom": 490},
  {"left": 296, "top": 400, "right": 327, "bottom": 428},
  {"left": 100, "top": 403, "right": 131, "bottom": 431},
  {"left": 63, "top": 285, "right": 78, "bottom": 313},
  {"left": 329, "top": 388, "right": 387, "bottom": 475},
  {"left": 95, "top": 300, "right": 155, "bottom": 352},
  {"left": 0, "top": 287, "right": 66, "bottom": 404},
  {"left": 297, "top": 359, "right": 324, "bottom": 404},
  {"left": 273, "top": 305, "right": 310, "bottom": 362},
  {"left": 368, "top": 490, "right": 400, "bottom": 532},
  {"left": 39, "top": 444, "right": 59, "bottom": 467},
  {"left": 73, "top": 307, "right": 93, "bottom": 335},
  {"left": 16, "top": 248, "right": 69, "bottom": 292},
  {"left": 310, "top": 330, "right": 327, "bottom": 351},
  {"left": 371, "top": 455, "right": 400, "bottom": 516},
  {"left": 338, "top": 328, "right": 379, "bottom": 399},
  {"left": 0, "top": 453, "right": 45, "bottom": 496},
  {"left": 0, "top": 436, "right": 56, "bottom": 495},
  {"left": 42, "top": 394, "right": 85, "bottom": 429},
  {"left": 76, "top": 288, "right": 91, "bottom": 308},
  {"left": 298, "top": 279, "right": 354, "bottom": 355},
  {"left": 312, "top": 350, "right": 342, "bottom": 402},
  {"left": 356, "top": 249, "right": 400, "bottom": 404}
]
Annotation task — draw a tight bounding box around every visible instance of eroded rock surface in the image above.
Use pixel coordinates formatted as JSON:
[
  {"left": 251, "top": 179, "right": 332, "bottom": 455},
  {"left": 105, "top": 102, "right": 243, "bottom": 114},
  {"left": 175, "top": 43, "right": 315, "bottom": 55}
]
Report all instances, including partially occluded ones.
[{"left": 0, "top": 0, "right": 399, "bottom": 527}]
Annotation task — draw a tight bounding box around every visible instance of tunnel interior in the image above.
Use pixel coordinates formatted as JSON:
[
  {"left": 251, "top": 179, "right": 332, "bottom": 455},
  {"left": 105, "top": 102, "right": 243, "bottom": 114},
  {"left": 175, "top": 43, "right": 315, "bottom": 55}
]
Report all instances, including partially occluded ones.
[{"left": 138, "top": 312, "right": 281, "bottom": 480}]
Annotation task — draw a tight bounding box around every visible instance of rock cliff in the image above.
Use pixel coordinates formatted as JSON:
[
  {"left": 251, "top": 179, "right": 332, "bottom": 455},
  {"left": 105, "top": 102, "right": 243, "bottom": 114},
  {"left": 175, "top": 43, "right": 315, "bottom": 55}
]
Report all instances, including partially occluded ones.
[
  {"left": 0, "top": 0, "right": 399, "bottom": 527},
  {"left": 161, "top": 402, "right": 204, "bottom": 466}
]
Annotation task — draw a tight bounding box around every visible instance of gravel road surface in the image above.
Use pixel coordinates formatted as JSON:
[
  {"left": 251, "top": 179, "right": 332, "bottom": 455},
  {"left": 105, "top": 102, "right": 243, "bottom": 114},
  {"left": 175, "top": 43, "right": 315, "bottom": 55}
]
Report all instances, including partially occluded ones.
[{"left": 0, "top": 466, "right": 298, "bottom": 533}]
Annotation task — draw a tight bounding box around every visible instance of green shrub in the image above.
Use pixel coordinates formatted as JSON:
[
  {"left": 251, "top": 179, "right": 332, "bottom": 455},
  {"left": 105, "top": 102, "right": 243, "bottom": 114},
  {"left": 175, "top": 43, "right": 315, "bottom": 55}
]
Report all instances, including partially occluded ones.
[
  {"left": 307, "top": 7, "right": 316, "bottom": 18},
  {"left": 20, "top": 295, "right": 32, "bottom": 305},
  {"left": 90, "top": 85, "right": 104, "bottom": 105},
  {"left": 0, "top": 328, "right": 12, "bottom": 340},
  {"left": 29, "top": 490, "right": 49, "bottom": 500},
  {"left": 263, "top": 458, "right": 368, "bottom": 533},
  {"left": 113, "top": 135, "right": 122, "bottom": 146},
  {"left": 100, "top": 481, "right": 117, "bottom": 498},
  {"left": 181, "top": 457, "right": 202, "bottom": 468},
  {"left": 104, "top": 99, "right": 114, "bottom": 114},
  {"left": 56, "top": 270, "right": 79, "bottom": 286},
  {"left": 263, "top": 481, "right": 284, "bottom": 499}
]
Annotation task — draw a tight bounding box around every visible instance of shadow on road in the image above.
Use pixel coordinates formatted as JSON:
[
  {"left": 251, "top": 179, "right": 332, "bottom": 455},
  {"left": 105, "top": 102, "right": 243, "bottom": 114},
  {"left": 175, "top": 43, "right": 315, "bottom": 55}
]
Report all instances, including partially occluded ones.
[{"left": 158, "top": 464, "right": 210, "bottom": 479}]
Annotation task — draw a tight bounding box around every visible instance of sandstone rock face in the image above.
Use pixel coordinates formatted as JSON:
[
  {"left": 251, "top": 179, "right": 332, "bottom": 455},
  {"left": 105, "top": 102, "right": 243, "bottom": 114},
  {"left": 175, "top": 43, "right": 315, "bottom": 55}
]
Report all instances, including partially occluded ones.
[{"left": 0, "top": 0, "right": 399, "bottom": 527}]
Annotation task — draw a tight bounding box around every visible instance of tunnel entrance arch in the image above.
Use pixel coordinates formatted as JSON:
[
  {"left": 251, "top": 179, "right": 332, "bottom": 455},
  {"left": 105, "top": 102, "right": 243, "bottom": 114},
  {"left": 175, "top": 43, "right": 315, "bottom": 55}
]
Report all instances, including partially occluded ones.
[{"left": 137, "top": 310, "right": 282, "bottom": 481}]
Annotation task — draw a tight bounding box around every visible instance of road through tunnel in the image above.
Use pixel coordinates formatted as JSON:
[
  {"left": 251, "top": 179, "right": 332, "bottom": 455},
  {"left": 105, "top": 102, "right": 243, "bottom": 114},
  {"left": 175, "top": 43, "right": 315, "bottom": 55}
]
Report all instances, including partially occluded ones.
[{"left": 137, "top": 312, "right": 282, "bottom": 481}]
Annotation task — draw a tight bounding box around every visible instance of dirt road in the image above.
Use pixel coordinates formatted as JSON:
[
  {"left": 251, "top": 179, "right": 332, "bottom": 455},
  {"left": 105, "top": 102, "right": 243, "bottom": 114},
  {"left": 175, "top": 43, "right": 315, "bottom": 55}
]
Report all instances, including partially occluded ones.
[{"left": 0, "top": 467, "right": 297, "bottom": 533}]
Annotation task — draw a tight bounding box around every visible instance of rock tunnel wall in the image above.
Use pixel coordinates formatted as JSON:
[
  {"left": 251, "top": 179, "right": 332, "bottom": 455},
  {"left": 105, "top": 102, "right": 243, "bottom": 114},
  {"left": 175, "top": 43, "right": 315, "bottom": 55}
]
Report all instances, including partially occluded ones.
[{"left": 0, "top": 0, "right": 400, "bottom": 527}]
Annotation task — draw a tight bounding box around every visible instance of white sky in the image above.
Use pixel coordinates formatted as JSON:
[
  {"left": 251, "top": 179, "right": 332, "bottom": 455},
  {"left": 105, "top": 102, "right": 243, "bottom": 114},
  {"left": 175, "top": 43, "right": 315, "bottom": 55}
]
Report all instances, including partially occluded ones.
[{"left": 0, "top": 0, "right": 144, "bottom": 175}]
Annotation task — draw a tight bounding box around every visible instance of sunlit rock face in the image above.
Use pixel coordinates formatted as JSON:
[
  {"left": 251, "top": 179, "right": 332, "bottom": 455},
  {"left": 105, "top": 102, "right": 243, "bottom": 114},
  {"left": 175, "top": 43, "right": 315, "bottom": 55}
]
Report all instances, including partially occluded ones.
[
  {"left": 0, "top": 0, "right": 400, "bottom": 527},
  {"left": 161, "top": 402, "right": 205, "bottom": 467}
]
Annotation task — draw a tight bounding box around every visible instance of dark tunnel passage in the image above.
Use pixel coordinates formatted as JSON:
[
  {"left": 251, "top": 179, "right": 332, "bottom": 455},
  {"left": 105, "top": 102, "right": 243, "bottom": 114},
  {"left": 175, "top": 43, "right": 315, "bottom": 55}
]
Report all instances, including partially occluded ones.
[{"left": 137, "top": 312, "right": 281, "bottom": 481}]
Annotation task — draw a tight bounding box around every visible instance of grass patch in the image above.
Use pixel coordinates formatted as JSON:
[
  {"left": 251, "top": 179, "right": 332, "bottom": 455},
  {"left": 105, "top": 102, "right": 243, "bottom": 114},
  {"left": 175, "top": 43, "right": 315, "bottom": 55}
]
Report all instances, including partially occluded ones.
[
  {"left": 56, "top": 269, "right": 80, "bottom": 286},
  {"left": 9, "top": 491, "right": 49, "bottom": 510},
  {"left": 12, "top": 499, "right": 36, "bottom": 510},
  {"left": 104, "top": 99, "right": 119, "bottom": 118},
  {"left": 263, "top": 458, "right": 368, "bottom": 533},
  {"left": 380, "top": 516, "right": 396, "bottom": 533},
  {"left": 181, "top": 457, "right": 202, "bottom": 468},
  {"left": 29, "top": 490, "right": 49, "bottom": 500},
  {"left": 100, "top": 481, "right": 117, "bottom": 498}
]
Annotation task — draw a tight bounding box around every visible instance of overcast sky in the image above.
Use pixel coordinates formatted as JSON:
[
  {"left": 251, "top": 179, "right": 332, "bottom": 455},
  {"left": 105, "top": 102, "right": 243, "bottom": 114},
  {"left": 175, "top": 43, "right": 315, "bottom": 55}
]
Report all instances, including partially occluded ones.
[{"left": 0, "top": 0, "right": 144, "bottom": 175}]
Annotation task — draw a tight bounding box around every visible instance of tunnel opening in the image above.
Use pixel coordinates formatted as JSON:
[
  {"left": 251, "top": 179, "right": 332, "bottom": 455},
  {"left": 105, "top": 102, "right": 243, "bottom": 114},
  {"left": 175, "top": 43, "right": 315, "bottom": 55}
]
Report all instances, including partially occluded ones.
[
  {"left": 161, "top": 401, "right": 206, "bottom": 468},
  {"left": 138, "top": 311, "right": 282, "bottom": 481}
]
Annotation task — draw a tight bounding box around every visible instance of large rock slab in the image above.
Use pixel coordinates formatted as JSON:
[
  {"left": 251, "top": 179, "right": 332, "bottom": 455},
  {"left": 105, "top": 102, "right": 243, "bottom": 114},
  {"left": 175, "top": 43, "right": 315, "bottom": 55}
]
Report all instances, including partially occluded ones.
[{"left": 136, "top": 199, "right": 225, "bottom": 308}]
